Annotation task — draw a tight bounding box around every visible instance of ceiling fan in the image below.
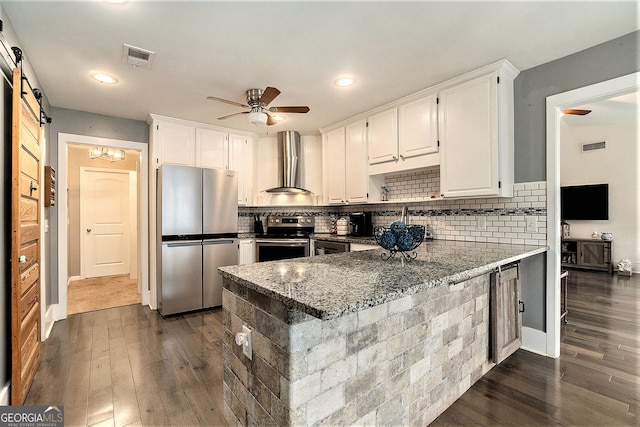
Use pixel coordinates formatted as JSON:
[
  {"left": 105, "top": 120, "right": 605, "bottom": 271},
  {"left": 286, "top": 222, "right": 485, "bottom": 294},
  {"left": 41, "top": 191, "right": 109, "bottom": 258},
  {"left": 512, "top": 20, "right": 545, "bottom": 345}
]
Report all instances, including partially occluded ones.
[
  {"left": 207, "top": 87, "right": 310, "bottom": 126},
  {"left": 562, "top": 109, "right": 592, "bottom": 115}
]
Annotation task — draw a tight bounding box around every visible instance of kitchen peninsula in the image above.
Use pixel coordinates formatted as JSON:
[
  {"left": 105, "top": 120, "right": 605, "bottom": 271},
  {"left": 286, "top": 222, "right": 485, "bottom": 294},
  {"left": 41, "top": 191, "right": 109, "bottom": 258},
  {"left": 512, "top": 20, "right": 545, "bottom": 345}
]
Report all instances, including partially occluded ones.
[{"left": 219, "top": 240, "right": 546, "bottom": 426}]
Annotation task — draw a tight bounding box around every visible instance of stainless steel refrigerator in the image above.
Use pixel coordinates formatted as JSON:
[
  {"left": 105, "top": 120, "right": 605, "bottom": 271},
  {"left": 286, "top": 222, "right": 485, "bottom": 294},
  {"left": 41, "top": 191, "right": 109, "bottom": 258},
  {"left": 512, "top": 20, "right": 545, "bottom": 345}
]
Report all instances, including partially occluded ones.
[{"left": 157, "top": 165, "right": 238, "bottom": 316}]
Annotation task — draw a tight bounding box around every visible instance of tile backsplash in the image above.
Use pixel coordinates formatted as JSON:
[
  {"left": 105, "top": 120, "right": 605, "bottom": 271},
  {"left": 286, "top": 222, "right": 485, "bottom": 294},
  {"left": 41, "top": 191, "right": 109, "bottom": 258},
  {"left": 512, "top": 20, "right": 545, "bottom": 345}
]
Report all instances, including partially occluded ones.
[{"left": 240, "top": 181, "right": 547, "bottom": 246}]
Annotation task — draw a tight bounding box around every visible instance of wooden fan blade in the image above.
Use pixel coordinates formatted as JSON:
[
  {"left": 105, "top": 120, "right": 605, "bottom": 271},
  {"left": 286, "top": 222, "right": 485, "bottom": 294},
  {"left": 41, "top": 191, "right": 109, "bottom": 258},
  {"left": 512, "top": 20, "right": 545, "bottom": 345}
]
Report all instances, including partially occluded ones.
[
  {"left": 207, "top": 96, "right": 249, "bottom": 108},
  {"left": 268, "top": 106, "right": 310, "bottom": 113},
  {"left": 266, "top": 112, "right": 277, "bottom": 126},
  {"left": 562, "top": 109, "right": 592, "bottom": 115},
  {"left": 259, "top": 87, "right": 281, "bottom": 106},
  {"left": 218, "top": 111, "right": 249, "bottom": 120}
]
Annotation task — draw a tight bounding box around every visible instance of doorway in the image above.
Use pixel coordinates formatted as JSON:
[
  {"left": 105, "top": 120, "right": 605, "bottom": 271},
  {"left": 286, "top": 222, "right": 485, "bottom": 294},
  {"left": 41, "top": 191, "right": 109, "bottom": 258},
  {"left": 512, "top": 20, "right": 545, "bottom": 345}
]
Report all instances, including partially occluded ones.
[
  {"left": 55, "top": 133, "right": 149, "bottom": 320},
  {"left": 66, "top": 147, "right": 140, "bottom": 315},
  {"left": 545, "top": 72, "right": 639, "bottom": 358}
]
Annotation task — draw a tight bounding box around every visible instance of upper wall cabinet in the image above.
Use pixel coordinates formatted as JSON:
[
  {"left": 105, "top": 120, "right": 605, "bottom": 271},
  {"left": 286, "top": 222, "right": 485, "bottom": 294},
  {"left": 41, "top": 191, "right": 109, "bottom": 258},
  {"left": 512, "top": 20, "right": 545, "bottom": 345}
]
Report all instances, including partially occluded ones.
[
  {"left": 367, "top": 108, "right": 398, "bottom": 165},
  {"left": 156, "top": 120, "right": 196, "bottom": 166},
  {"left": 228, "top": 134, "right": 253, "bottom": 205},
  {"left": 439, "top": 60, "right": 519, "bottom": 198},
  {"left": 148, "top": 114, "right": 256, "bottom": 205},
  {"left": 366, "top": 94, "right": 440, "bottom": 176},
  {"left": 323, "top": 122, "right": 382, "bottom": 204},
  {"left": 196, "top": 128, "right": 228, "bottom": 169},
  {"left": 398, "top": 94, "right": 439, "bottom": 160}
]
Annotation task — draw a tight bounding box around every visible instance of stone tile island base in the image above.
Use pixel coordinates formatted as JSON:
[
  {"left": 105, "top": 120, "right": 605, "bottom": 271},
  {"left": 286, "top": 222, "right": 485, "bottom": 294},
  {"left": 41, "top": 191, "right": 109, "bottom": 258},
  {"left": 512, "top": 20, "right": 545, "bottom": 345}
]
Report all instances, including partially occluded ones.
[{"left": 222, "top": 274, "right": 494, "bottom": 426}]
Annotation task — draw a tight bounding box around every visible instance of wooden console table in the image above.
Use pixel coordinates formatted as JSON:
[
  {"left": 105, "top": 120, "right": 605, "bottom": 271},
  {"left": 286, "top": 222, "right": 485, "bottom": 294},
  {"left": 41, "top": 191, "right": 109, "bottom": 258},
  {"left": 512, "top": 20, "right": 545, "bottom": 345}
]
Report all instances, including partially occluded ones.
[{"left": 561, "top": 238, "right": 613, "bottom": 274}]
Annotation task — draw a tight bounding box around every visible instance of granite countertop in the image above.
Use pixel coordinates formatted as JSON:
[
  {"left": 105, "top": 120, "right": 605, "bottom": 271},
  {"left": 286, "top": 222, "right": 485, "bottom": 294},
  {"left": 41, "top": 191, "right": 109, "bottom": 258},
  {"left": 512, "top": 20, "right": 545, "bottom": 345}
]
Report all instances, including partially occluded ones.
[{"left": 219, "top": 240, "right": 547, "bottom": 320}]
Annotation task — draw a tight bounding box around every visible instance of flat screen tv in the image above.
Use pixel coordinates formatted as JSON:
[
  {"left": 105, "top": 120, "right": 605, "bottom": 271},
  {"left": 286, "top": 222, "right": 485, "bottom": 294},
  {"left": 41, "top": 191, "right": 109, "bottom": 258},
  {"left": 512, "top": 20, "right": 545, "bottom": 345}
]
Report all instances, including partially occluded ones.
[{"left": 561, "top": 184, "right": 609, "bottom": 220}]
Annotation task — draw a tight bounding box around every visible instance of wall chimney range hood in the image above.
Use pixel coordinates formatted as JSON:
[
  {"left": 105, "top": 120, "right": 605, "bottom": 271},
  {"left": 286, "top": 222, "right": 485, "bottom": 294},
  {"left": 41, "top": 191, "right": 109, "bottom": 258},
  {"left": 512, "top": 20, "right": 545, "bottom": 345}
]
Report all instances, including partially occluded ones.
[{"left": 264, "top": 131, "right": 312, "bottom": 194}]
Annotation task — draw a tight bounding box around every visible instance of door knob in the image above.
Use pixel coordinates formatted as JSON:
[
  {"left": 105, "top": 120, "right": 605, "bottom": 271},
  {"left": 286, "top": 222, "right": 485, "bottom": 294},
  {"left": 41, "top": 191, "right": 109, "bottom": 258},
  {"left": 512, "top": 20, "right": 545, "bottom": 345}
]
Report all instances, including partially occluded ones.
[
  {"left": 86, "top": 228, "right": 92, "bottom": 233},
  {"left": 18, "top": 255, "right": 27, "bottom": 263}
]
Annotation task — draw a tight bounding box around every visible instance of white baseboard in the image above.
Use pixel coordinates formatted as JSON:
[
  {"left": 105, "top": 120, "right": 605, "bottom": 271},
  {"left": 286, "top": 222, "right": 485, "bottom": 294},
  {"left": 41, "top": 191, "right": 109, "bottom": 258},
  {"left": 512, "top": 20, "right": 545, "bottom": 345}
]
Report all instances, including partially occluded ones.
[
  {"left": 0, "top": 381, "right": 10, "bottom": 406},
  {"left": 42, "top": 305, "right": 56, "bottom": 341},
  {"left": 68, "top": 275, "right": 82, "bottom": 282},
  {"left": 521, "top": 326, "right": 552, "bottom": 357}
]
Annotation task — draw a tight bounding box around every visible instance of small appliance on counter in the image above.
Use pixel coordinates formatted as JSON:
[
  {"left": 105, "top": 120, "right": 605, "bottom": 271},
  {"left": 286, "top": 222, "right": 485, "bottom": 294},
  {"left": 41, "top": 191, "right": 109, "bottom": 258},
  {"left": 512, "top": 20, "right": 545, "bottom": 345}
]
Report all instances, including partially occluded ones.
[{"left": 349, "top": 212, "right": 372, "bottom": 236}]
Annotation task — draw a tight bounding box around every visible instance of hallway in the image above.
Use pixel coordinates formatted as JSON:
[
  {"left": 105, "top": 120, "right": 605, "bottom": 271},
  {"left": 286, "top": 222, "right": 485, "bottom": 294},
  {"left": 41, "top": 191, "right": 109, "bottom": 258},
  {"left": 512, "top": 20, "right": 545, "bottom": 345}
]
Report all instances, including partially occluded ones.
[{"left": 67, "top": 274, "right": 141, "bottom": 315}]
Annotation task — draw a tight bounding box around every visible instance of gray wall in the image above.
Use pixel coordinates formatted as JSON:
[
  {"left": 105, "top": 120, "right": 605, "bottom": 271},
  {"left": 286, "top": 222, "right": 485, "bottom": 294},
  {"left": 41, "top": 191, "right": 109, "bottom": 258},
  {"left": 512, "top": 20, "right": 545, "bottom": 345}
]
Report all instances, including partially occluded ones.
[
  {"left": 515, "top": 30, "right": 639, "bottom": 331},
  {"left": 48, "top": 107, "right": 148, "bottom": 303},
  {"left": 514, "top": 30, "right": 639, "bottom": 183}
]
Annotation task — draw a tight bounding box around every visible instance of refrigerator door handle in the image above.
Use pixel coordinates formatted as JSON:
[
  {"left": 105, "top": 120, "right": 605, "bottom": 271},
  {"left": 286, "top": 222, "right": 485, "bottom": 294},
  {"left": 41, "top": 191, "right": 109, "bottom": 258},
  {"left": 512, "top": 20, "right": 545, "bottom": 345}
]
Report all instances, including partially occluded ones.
[
  {"left": 164, "top": 241, "right": 202, "bottom": 247},
  {"left": 203, "top": 239, "right": 236, "bottom": 245}
]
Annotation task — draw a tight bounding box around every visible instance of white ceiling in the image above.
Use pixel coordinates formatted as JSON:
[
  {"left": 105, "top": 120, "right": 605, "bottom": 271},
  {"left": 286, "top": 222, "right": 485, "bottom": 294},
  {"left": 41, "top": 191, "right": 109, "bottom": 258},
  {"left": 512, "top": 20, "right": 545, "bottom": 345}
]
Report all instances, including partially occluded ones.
[{"left": 2, "top": 1, "right": 638, "bottom": 136}]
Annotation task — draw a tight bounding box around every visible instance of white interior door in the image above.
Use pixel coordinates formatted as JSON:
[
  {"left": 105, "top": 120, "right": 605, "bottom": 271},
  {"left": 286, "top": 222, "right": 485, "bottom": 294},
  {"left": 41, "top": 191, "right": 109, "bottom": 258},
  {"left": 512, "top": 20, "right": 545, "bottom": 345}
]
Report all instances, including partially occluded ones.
[{"left": 81, "top": 167, "right": 131, "bottom": 278}]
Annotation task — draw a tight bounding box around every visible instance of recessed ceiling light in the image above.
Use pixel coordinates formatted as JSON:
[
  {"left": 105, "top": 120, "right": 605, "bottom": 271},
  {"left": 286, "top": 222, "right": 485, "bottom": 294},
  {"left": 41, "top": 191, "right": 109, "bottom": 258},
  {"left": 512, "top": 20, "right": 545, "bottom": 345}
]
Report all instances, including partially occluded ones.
[
  {"left": 93, "top": 73, "right": 118, "bottom": 84},
  {"left": 335, "top": 77, "right": 356, "bottom": 87}
]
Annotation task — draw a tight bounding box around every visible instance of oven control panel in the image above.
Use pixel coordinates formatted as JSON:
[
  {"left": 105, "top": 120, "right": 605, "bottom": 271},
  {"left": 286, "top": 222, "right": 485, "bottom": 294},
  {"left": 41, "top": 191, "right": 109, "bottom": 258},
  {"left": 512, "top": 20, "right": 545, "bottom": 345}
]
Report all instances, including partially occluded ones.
[{"left": 267, "top": 215, "right": 315, "bottom": 228}]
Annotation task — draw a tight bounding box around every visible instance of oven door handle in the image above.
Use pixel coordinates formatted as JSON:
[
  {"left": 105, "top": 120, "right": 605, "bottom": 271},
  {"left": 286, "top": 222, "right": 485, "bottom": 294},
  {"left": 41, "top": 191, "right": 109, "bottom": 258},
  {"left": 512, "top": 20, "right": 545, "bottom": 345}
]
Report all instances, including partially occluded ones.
[{"left": 256, "top": 239, "right": 308, "bottom": 245}]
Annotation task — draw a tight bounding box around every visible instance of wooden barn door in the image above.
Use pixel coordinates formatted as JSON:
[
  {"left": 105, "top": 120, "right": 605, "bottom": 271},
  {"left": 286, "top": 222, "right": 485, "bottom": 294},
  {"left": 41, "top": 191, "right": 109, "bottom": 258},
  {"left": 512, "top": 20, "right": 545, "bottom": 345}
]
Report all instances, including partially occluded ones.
[{"left": 11, "top": 67, "right": 43, "bottom": 405}]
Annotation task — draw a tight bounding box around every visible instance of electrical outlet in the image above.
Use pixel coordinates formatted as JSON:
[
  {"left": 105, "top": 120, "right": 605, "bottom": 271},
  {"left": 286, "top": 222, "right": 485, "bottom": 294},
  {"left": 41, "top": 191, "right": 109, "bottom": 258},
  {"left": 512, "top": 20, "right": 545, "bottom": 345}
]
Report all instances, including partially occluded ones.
[
  {"left": 242, "top": 325, "right": 252, "bottom": 359},
  {"left": 234, "top": 325, "right": 253, "bottom": 360},
  {"left": 477, "top": 216, "right": 486, "bottom": 231},
  {"left": 526, "top": 217, "right": 538, "bottom": 233}
]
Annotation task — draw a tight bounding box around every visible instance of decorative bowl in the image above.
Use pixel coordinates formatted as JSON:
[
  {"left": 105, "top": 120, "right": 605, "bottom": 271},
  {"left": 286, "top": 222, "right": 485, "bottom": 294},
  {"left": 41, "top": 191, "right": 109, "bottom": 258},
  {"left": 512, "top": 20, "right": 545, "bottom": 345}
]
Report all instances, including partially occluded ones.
[{"left": 374, "top": 223, "right": 425, "bottom": 261}]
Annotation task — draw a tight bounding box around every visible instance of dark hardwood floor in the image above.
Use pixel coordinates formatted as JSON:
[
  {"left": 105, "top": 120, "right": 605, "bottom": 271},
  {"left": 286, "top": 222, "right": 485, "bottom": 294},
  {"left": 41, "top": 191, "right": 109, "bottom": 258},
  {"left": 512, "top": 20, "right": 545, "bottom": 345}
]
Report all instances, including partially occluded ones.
[
  {"left": 24, "top": 305, "right": 228, "bottom": 426},
  {"left": 434, "top": 270, "right": 639, "bottom": 426},
  {"left": 25, "top": 270, "right": 638, "bottom": 426}
]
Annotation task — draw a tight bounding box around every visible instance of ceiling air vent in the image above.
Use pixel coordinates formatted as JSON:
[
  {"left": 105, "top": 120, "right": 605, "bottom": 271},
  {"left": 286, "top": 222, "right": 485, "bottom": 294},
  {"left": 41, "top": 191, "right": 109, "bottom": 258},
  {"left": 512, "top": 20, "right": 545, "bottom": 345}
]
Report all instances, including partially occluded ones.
[
  {"left": 122, "top": 44, "right": 155, "bottom": 69},
  {"left": 582, "top": 141, "right": 606, "bottom": 152}
]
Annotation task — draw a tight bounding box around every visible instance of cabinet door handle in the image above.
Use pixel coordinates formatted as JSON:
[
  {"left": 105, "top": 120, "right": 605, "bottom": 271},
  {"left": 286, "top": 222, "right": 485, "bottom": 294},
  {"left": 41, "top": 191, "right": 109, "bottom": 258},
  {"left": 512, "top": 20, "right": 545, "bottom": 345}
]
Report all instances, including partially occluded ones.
[
  {"left": 19, "top": 255, "right": 27, "bottom": 263},
  {"left": 87, "top": 228, "right": 92, "bottom": 233},
  {"left": 29, "top": 181, "right": 37, "bottom": 196},
  {"left": 518, "top": 300, "right": 525, "bottom": 313}
]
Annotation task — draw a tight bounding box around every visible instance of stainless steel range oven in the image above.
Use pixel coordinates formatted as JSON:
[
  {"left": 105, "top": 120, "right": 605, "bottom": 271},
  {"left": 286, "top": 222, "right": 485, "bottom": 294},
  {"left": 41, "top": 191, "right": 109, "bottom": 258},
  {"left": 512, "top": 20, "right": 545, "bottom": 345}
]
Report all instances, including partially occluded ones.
[{"left": 255, "top": 215, "right": 315, "bottom": 262}]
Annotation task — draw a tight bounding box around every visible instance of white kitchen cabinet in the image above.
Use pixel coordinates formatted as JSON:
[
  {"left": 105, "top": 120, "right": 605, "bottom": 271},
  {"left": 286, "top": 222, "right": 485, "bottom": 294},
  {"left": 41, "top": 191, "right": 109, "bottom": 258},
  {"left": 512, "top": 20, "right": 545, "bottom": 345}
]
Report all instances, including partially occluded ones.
[
  {"left": 323, "top": 121, "right": 381, "bottom": 204},
  {"left": 196, "top": 128, "right": 228, "bottom": 169},
  {"left": 228, "top": 134, "right": 253, "bottom": 205},
  {"left": 367, "top": 95, "right": 440, "bottom": 176},
  {"left": 156, "top": 120, "right": 196, "bottom": 166},
  {"left": 149, "top": 114, "right": 255, "bottom": 205},
  {"left": 367, "top": 108, "right": 398, "bottom": 165},
  {"left": 325, "top": 127, "right": 347, "bottom": 204},
  {"left": 345, "top": 120, "right": 369, "bottom": 203},
  {"left": 439, "top": 60, "right": 518, "bottom": 198},
  {"left": 398, "top": 94, "right": 439, "bottom": 159},
  {"left": 238, "top": 239, "right": 255, "bottom": 265}
]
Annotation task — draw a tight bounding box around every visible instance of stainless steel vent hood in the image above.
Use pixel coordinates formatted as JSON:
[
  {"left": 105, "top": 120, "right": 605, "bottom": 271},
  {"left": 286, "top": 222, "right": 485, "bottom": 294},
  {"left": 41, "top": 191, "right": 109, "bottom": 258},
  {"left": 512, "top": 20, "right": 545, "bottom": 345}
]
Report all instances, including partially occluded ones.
[{"left": 264, "top": 131, "right": 312, "bottom": 194}]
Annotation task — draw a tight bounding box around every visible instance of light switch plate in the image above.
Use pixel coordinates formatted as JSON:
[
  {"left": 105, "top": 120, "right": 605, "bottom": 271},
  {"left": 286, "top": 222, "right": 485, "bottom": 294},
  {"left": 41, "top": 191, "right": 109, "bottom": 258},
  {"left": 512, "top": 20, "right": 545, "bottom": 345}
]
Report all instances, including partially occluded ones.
[{"left": 526, "top": 217, "right": 538, "bottom": 233}]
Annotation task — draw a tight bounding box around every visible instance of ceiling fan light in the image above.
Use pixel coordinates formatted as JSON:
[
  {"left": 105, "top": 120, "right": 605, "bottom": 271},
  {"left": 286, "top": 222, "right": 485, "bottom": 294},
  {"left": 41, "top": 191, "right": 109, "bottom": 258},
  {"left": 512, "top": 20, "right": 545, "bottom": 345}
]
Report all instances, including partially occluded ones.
[{"left": 248, "top": 111, "right": 268, "bottom": 126}]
